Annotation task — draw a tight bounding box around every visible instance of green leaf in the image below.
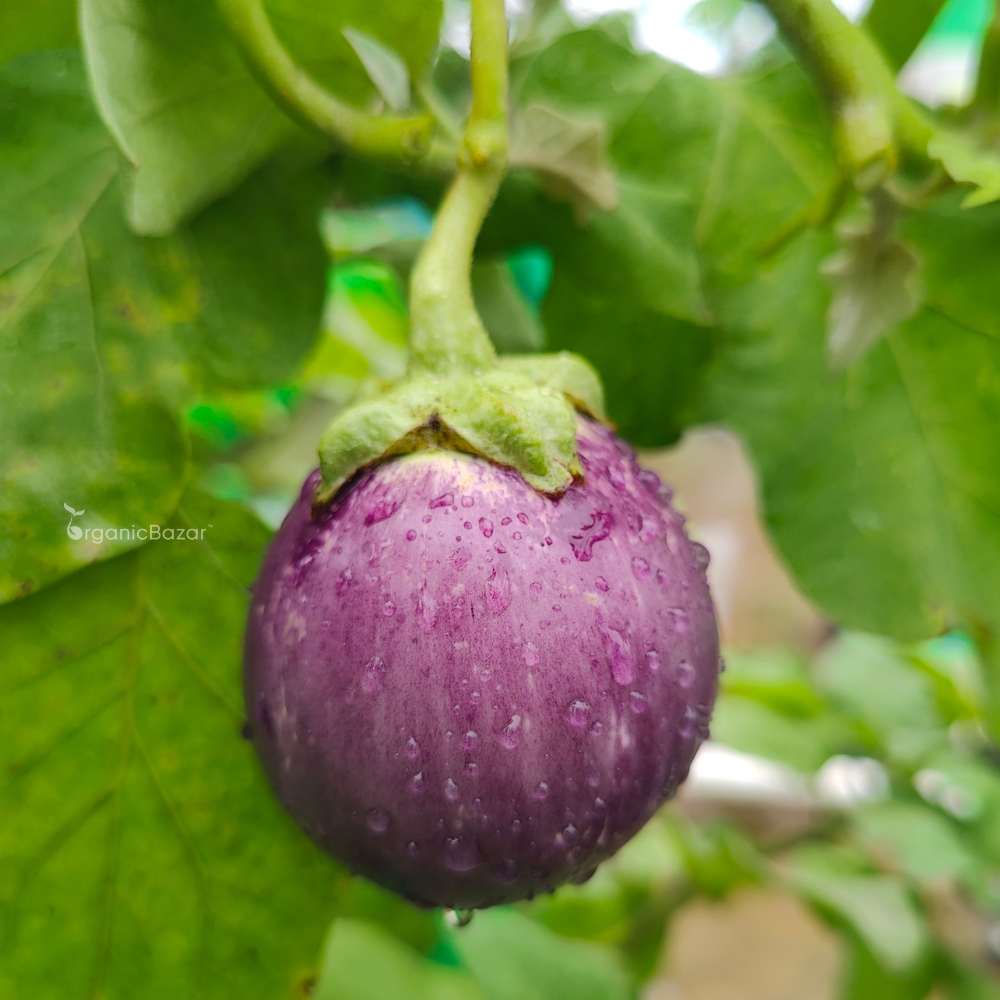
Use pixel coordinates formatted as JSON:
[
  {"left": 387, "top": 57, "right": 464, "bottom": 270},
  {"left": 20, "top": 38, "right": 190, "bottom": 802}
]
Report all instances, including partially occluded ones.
[
  {"left": 448, "top": 909, "right": 632, "bottom": 1000},
  {"left": 314, "top": 920, "right": 480, "bottom": 1000},
  {"left": 700, "top": 195, "right": 1000, "bottom": 640},
  {"left": 863, "top": 0, "right": 949, "bottom": 70},
  {"left": 815, "top": 635, "right": 944, "bottom": 762},
  {"left": 711, "top": 698, "right": 852, "bottom": 773},
  {"left": 80, "top": 0, "right": 443, "bottom": 234},
  {"left": 851, "top": 801, "right": 979, "bottom": 885},
  {"left": 0, "top": 0, "right": 77, "bottom": 62},
  {"left": 472, "top": 258, "right": 547, "bottom": 354},
  {"left": 0, "top": 52, "right": 327, "bottom": 602},
  {"left": 926, "top": 129, "right": 1000, "bottom": 209},
  {"left": 822, "top": 193, "right": 922, "bottom": 368},
  {"left": 0, "top": 492, "right": 342, "bottom": 999},
  {"left": 782, "top": 847, "right": 928, "bottom": 973},
  {"left": 489, "top": 31, "right": 836, "bottom": 445},
  {"left": 509, "top": 103, "right": 619, "bottom": 214},
  {"left": 343, "top": 28, "right": 411, "bottom": 112}
]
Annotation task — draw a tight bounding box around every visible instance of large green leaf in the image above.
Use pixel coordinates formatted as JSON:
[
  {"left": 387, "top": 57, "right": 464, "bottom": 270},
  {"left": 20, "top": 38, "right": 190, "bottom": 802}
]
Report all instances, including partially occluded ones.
[
  {"left": 700, "top": 195, "right": 1000, "bottom": 641},
  {"left": 314, "top": 920, "right": 480, "bottom": 1000},
  {"left": 449, "top": 909, "right": 632, "bottom": 1000},
  {"left": 0, "top": 52, "right": 328, "bottom": 602},
  {"left": 782, "top": 846, "right": 928, "bottom": 974},
  {"left": 0, "top": 492, "right": 341, "bottom": 999},
  {"left": 80, "top": 0, "right": 443, "bottom": 233},
  {"left": 0, "top": 0, "right": 77, "bottom": 63},
  {"left": 485, "top": 31, "right": 836, "bottom": 445}
]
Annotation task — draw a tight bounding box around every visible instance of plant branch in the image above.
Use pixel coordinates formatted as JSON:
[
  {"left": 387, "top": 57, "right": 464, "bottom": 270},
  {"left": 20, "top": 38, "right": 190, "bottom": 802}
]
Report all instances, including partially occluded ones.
[
  {"left": 217, "top": 0, "right": 438, "bottom": 163},
  {"left": 761, "top": 0, "right": 935, "bottom": 184},
  {"left": 407, "top": 0, "right": 509, "bottom": 375}
]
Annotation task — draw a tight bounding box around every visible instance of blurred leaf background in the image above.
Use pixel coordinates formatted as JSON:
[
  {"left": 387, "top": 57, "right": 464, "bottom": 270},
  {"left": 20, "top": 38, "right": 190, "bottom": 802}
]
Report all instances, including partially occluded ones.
[{"left": 2, "top": 0, "right": 1000, "bottom": 997}]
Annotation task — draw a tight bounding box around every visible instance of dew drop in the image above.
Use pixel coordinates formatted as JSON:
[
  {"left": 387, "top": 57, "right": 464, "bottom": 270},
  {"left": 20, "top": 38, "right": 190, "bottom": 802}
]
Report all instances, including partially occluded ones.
[
  {"left": 629, "top": 691, "right": 649, "bottom": 714},
  {"left": 499, "top": 713, "right": 522, "bottom": 749},
  {"left": 543, "top": 536, "right": 553, "bottom": 546},
  {"left": 407, "top": 840, "right": 419, "bottom": 857},
  {"left": 677, "top": 659, "right": 695, "bottom": 689},
  {"left": 366, "top": 808, "right": 389, "bottom": 834},
  {"left": 364, "top": 497, "right": 399, "bottom": 526},
  {"left": 445, "top": 838, "right": 480, "bottom": 873},
  {"left": 409, "top": 771, "right": 425, "bottom": 795},
  {"left": 495, "top": 859, "right": 519, "bottom": 882},
  {"left": 566, "top": 699, "right": 591, "bottom": 728},
  {"left": 461, "top": 495, "right": 475, "bottom": 508},
  {"left": 463, "top": 520, "right": 473, "bottom": 530},
  {"left": 607, "top": 465, "right": 627, "bottom": 492},
  {"left": 452, "top": 546, "right": 471, "bottom": 571},
  {"left": 590, "top": 720, "right": 604, "bottom": 736},
  {"left": 465, "top": 761, "right": 478, "bottom": 777},
  {"left": 668, "top": 607, "right": 690, "bottom": 635},
  {"left": 405, "top": 529, "right": 417, "bottom": 541},
  {"left": 360, "top": 655, "right": 387, "bottom": 695},
  {"left": 335, "top": 568, "right": 354, "bottom": 596},
  {"left": 494, "top": 543, "right": 507, "bottom": 554},
  {"left": 429, "top": 492, "right": 454, "bottom": 509},
  {"left": 646, "top": 648, "right": 662, "bottom": 672},
  {"left": 501, "top": 516, "right": 512, "bottom": 526},
  {"left": 486, "top": 567, "right": 512, "bottom": 614},
  {"left": 693, "top": 542, "right": 711, "bottom": 570},
  {"left": 404, "top": 736, "right": 420, "bottom": 759},
  {"left": 382, "top": 599, "right": 396, "bottom": 617},
  {"left": 631, "top": 555, "right": 650, "bottom": 578},
  {"left": 479, "top": 517, "right": 494, "bottom": 538},
  {"left": 462, "top": 730, "right": 479, "bottom": 752},
  {"left": 598, "top": 617, "right": 634, "bottom": 685},
  {"left": 569, "top": 510, "right": 613, "bottom": 561},
  {"left": 516, "top": 512, "right": 529, "bottom": 524},
  {"left": 638, "top": 469, "right": 661, "bottom": 493},
  {"left": 529, "top": 580, "right": 543, "bottom": 598},
  {"left": 523, "top": 642, "right": 540, "bottom": 667},
  {"left": 595, "top": 576, "right": 609, "bottom": 592},
  {"left": 444, "top": 777, "right": 460, "bottom": 802},
  {"left": 533, "top": 780, "right": 550, "bottom": 800},
  {"left": 512, "top": 531, "right": 522, "bottom": 541},
  {"left": 446, "top": 907, "right": 475, "bottom": 927},
  {"left": 561, "top": 824, "right": 579, "bottom": 845}
]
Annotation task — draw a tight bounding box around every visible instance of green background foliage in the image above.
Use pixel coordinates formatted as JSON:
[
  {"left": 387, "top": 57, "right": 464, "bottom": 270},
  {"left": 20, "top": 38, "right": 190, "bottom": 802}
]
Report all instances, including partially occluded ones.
[{"left": 2, "top": 0, "right": 999, "bottom": 996}]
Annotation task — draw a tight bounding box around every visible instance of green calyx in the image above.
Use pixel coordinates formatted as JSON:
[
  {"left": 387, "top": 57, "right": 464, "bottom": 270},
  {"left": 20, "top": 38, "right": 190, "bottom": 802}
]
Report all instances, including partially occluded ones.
[
  {"left": 314, "top": 0, "right": 607, "bottom": 507},
  {"left": 315, "top": 352, "right": 605, "bottom": 504}
]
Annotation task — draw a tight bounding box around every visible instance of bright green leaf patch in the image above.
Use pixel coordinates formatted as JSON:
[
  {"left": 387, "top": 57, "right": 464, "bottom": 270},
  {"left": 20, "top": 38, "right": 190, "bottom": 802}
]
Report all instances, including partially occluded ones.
[
  {"left": 448, "top": 908, "right": 632, "bottom": 1000},
  {"left": 0, "top": 52, "right": 328, "bottom": 602},
  {"left": 488, "top": 32, "right": 837, "bottom": 445},
  {"left": 700, "top": 201, "right": 1000, "bottom": 640},
  {"left": 0, "top": 492, "right": 341, "bottom": 999},
  {"left": 80, "top": 0, "right": 443, "bottom": 234}
]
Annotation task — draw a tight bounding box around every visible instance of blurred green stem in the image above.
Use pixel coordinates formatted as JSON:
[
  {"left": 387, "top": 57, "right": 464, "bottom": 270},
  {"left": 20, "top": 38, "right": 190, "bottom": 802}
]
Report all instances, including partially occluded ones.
[
  {"left": 761, "top": 0, "right": 936, "bottom": 184},
  {"left": 217, "top": 0, "right": 446, "bottom": 165},
  {"left": 407, "top": 0, "right": 509, "bottom": 375}
]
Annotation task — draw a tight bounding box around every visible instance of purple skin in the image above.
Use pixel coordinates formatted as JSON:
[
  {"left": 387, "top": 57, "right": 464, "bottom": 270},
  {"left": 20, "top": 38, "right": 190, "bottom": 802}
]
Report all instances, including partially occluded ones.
[{"left": 245, "top": 418, "right": 719, "bottom": 909}]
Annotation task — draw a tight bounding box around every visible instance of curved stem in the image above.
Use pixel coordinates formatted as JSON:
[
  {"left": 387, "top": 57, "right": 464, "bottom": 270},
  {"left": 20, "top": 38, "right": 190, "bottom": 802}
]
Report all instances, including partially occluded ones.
[
  {"left": 218, "top": 0, "right": 435, "bottom": 161},
  {"left": 763, "top": 0, "right": 897, "bottom": 179},
  {"left": 408, "top": 0, "right": 508, "bottom": 375}
]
